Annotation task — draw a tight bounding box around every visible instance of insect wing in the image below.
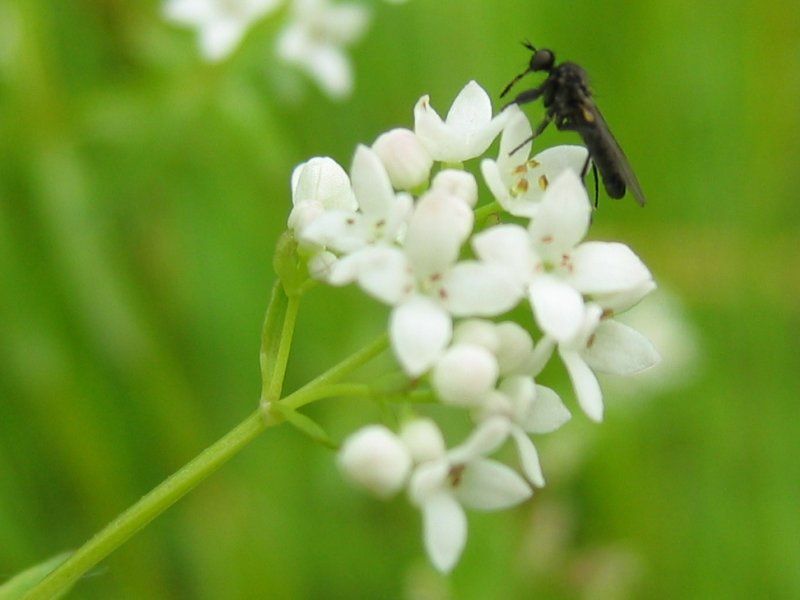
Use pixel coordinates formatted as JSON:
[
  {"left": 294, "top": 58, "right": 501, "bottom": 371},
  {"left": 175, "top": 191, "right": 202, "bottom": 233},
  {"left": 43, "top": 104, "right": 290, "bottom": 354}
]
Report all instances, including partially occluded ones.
[{"left": 582, "top": 100, "right": 646, "bottom": 206}]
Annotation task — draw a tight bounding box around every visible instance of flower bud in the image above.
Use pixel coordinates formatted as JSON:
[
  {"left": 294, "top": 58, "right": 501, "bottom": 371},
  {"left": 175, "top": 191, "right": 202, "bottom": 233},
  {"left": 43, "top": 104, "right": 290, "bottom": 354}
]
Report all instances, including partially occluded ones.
[
  {"left": 432, "top": 344, "right": 499, "bottom": 407},
  {"left": 400, "top": 418, "right": 446, "bottom": 464},
  {"left": 338, "top": 425, "right": 412, "bottom": 498},
  {"left": 494, "top": 321, "right": 534, "bottom": 375},
  {"left": 453, "top": 319, "right": 500, "bottom": 354},
  {"left": 372, "top": 128, "right": 433, "bottom": 191},
  {"left": 432, "top": 169, "right": 478, "bottom": 207}
]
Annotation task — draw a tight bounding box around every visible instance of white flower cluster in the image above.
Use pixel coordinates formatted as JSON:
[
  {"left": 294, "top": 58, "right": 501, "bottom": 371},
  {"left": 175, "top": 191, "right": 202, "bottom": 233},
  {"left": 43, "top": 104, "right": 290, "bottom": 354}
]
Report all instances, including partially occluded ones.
[
  {"left": 163, "top": 0, "right": 405, "bottom": 99},
  {"left": 287, "top": 81, "right": 660, "bottom": 572}
]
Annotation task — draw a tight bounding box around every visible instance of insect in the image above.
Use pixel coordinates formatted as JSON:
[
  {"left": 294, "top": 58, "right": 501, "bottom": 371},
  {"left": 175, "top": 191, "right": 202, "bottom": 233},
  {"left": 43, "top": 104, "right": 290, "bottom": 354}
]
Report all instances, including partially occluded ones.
[{"left": 501, "top": 42, "right": 646, "bottom": 206}]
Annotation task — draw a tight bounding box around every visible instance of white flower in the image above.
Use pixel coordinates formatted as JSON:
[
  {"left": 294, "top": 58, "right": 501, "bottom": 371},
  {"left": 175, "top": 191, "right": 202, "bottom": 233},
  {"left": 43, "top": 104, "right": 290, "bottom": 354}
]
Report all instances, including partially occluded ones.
[
  {"left": 301, "top": 145, "right": 412, "bottom": 257},
  {"left": 330, "top": 187, "right": 522, "bottom": 375},
  {"left": 288, "top": 156, "right": 357, "bottom": 237},
  {"left": 276, "top": 0, "right": 369, "bottom": 99},
  {"left": 414, "top": 81, "right": 510, "bottom": 163},
  {"left": 481, "top": 107, "right": 589, "bottom": 217},
  {"left": 476, "top": 377, "right": 570, "bottom": 487},
  {"left": 432, "top": 344, "right": 499, "bottom": 407},
  {"left": 533, "top": 294, "right": 661, "bottom": 422},
  {"left": 431, "top": 169, "right": 479, "bottom": 208},
  {"left": 338, "top": 425, "right": 412, "bottom": 498},
  {"left": 473, "top": 170, "right": 653, "bottom": 345},
  {"left": 404, "top": 418, "right": 530, "bottom": 573},
  {"left": 164, "top": 0, "right": 281, "bottom": 61},
  {"left": 372, "top": 128, "right": 433, "bottom": 191}
]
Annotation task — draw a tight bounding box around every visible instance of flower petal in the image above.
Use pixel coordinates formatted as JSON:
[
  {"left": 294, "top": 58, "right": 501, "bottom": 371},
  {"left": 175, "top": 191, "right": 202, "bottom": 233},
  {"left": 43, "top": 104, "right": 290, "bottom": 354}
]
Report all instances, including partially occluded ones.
[
  {"left": 440, "top": 262, "right": 523, "bottom": 317},
  {"left": 582, "top": 320, "right": 661, "bottom": 375},
  {"left": 524, "top": 385, "right": 571, "bottom": 434},
  {"left": 432, "top": 344, "right": 499, "bottom": 407},
  {"left": 390, "top": 296, "right": 452, "bottom": 376},
  {"left": 528, "top": 275, "right": 585, "bottom": 342},
  {"left": 404, "top": 191, "right": 473, "bottom": 278},
  {"left": 350, "top": 144, "right": 396, "bottom": 216},
  {"left": 421, "top": 491, "right": 467, "bottom": 573},
  {"left": 472, "top": 224, "right": 537, "bottom": 286},
  {"left": 445, "top": 80, "right": 492, "bottom": 132},
  {"left": 352, "top": 246, "right": 413, "bottom": 305},
  {"left": 455, "top": 457, "right": 532, "bottom": 510},
  {"left": 569, "top": 242, "right": 652, "bottom": 295},
  {"left": 292, "top": 156, "right": 356, "bottom": 210},
  {"left": 300, "top": 209, "right": 364, "bottom": 253},
  {"left": 592, "top": 279, "right": 657, "bottom": 314},
  {"left": 494, "top": 321, "right": 535, "bottom": 375},
  {"left": 560, "top": 349, "right": 603, "bottom": 422},
  {"left": 510, "top": 427, "right": 545, "bottom": 487},
  {"left": 528, "top": 170, "right": 591, "bottom": 255},
  {"left": 448, "top": 417, "right": 510, "bottom": 464}
]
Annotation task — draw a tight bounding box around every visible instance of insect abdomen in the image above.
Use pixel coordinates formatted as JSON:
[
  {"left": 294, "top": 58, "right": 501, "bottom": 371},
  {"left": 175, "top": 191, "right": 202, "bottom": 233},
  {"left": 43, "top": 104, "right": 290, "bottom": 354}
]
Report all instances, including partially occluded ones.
[{"left": 581, "top": 130, "right": 626, "bottom": 198}]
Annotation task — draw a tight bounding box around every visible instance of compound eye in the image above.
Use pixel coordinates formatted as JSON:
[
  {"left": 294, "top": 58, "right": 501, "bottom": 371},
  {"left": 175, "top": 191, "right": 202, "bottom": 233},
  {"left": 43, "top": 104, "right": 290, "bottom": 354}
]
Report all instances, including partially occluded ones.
[{"left": 531, "top": 49, "right": 555, "bottom": 71}]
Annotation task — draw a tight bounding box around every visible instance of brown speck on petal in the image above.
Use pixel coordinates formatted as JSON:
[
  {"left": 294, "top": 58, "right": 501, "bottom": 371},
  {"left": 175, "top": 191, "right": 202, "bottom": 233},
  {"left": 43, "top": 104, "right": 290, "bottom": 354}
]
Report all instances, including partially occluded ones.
[
  {"left": 541, "top": 234, "right": 553, "bottom": 244},
  {"left": 438, "top": 288, "right": 448, "bottom": 300},
  {"left": 528, "top": 159, "right": 540, "bottom": 168},
  {"left": 513, "top": 164, "right": 528, "bottom": 175},
  {"left": 375, "top": 219, "right": 386, "bottom": 228},
  {"left": 516, "top": 178, "right": 530, "bottom": 193},
  {"left": 601, "top": 308, "right": 615, "bottom": 320},
  {"left": 449, "top": 464, "right": 466, "bottom": 487},
  {"left": 346, "top": 218, "right": 356, "bottom": 225},
  {"left": 538, "top": 174, "right": 549, "bottom": 190},
  {"left": 586, "top": 333, "right": 596, "bottom": 348}
]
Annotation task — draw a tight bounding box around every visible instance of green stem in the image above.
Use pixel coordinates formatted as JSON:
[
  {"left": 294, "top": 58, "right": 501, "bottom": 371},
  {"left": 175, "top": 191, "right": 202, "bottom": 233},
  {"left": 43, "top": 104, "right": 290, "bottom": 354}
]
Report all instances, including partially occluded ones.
[
  {"left": 24, "top": 410, "right": 269, "bottom": 600},
  {"left": 473, "top": 200, "right": 501, "bottom": 222},
  {"left": 260, "top": 280, "right": 288, "bottom": 393},
  {"left": 281, "top": 382, "right": 372, "bottom": 411},
  {"left": 264, "top": 292, "right": 300, "bottom": 402}
]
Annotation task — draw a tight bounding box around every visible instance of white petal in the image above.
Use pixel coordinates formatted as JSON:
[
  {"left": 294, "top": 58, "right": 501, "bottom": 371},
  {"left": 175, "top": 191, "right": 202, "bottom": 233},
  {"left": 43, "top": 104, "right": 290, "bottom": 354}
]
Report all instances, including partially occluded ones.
[
  {"left": 302, "top": 42, "right": 354, "bottom": 100},
  {"left": 390, "top": 296, "right": 452, "bottom": 376},
  {"left": 307, "top": 250, "right": 337, "bottom": 281},
  {"left": 520, "top": 145, "right": 590, "bottom": 204},
  {"left": 528, "top": 170, "right": 591, "bottom": 256},
  {"left": 445, "top": 80, "right": 492, "bottom": 132},
  {"left": 497, "top": 106, "right": 533, "bottom": 164},
  {"left": 381, "top": 192, "right": 413, "bottom": 244},
  {"left": 164, "top": 0, "right": 215, "bottom": 25},
  {"left": 560, "top": 349, "right": 603, "bottom": 422},
  {"left": 292, "top": 156, "right": 356, "bottom": 211},
  {"left": 452, "top": 319, "right": 501, "bottom": 354},
  {"left": 404, "top": 191, "right": 473, "bottom": 278},
  {"left": 510, "top": 427, "right": 544, "bottom": 487},
  {"left": 455, "top": 458, "right": 532, "bottom": 510},
  {"left": 582, "top": 320, "right": 661, "bottom": 375},
  {"left": 414, "top": 94, "right": 457, "bottom": 161},
  {"left": 351, "top": 246, "right": 413, "bottom": 305},
  {"left": 440, "top": 262, "right": 523, "bottom": 317},
  {"left": 350, "top": 144, "right": 396, "bottom": 217},
  {"left": 569, "top": 242, "right": 653, "bottom": 295},
  {"left": 432, "top": 344, "right": 499, "bottom": 407},
  {"left": 448, "top": 417, "right": 510, "bottom": 464},
  {"left": 528, "top": 275, "right": 585, "bottom": 342},
  {"left": 472, "top": 224, "right": 537, "bottom": 286},
  {"left": 494, "top": 321, "right": 535, "bottom": 375},
  {"left": 524, "top": 385, "right": 571, "bottom": 434},
  {"left": 432, "top": 169, "right": 478, "bottom": 208},
  {"left": 480, "top": 158, "right": 526, "bottom": 215},
  {"left": 300, "top": 209, "right": 363, "bottom": 253},
  {"left": 409, "top": 459, "right": 449, "bottom": 504},
  {"left": 421, "top": 491, "right": 467, "bottom": 573},
  {"left": 529, "top": 335, "right": 556, "bottom": 376},
  {"left": 497, "top": 375, "right": 536, "bottom": 416},
  {"left": 593, "top": 279, "right": 657, "bottom": 314}
]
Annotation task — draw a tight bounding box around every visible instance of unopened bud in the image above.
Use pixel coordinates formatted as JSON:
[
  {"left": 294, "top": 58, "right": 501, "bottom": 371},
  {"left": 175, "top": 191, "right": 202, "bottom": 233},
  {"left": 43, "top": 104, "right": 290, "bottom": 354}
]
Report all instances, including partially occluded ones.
[
  {"left": 372, "top": 128, "right": 433, "bottom": 191},
  {"left": 338, "top": 425, "right": 412, "bottom": 498}
]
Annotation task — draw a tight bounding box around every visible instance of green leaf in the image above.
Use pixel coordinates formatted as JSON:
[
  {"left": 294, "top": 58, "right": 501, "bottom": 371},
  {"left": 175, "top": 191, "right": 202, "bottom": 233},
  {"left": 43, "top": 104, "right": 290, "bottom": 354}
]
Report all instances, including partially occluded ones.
[
  {"left": 0, "top": 552, "right": 73, "bottom": 599},
  {"left": 272, "top": 405, "right": 337, "bottom": 449}
]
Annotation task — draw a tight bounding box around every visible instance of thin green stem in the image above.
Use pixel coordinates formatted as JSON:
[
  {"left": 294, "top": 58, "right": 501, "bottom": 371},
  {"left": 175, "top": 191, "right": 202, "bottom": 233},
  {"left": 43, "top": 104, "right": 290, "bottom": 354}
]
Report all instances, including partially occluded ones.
[
  {"left": 264, "top": 292, "right": 300, "bottom": 401},
  {"left": 24, "top": 410, "right": 269, "bottom": 600},
  {"left": 474, "top": 200, "right": 501, "bottom": 222},
  {"left": 259, "top": 280, "right": 288, "bottom": 394},
  {"left": 281, "top": 382, "right": 372, "bottom": 411},
  {"left": 276, "top": 334, "right": 389, "bottom": 414}
]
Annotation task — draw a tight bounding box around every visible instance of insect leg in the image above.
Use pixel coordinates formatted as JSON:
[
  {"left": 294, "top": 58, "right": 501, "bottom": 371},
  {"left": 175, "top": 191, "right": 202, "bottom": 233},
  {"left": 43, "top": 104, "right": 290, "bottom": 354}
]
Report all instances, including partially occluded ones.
[
  {"left": 502, "top": 83, "right": 546, "bottom": 108},
  {"left": 509, "top": 114, "right": 552, "bottom": 156},
  {"left": 577, "top": 151, "right": 599, "bottom": 207}
]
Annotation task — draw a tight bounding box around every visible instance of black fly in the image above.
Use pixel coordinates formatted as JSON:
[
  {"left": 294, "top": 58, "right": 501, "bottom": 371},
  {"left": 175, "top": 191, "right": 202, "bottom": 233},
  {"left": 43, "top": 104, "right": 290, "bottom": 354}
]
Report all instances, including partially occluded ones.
[{"left": 501, "top": 43, "right": 646, "bottom": 206}]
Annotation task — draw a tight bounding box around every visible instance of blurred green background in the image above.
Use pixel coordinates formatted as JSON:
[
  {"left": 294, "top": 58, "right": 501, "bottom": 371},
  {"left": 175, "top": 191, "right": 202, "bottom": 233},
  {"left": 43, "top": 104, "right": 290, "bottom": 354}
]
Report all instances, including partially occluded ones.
[{"left": 2, "top": 0, "right": 799, "bottom": 597}]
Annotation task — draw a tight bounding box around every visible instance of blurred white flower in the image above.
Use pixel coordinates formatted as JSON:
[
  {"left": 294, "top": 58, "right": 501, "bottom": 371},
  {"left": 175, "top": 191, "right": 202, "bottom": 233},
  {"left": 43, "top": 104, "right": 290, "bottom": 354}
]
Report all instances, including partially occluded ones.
[
  {"left": 431, "top": 169, "right": 479, "bottom": 208},
  {"left": 473, "top": 171, "right": 653, "bottom": 345},
  {"left": 405, "top": 418, "right": 530, "bottom": 573},
  {"left": 432, "top": 344, "right": 499, "bottom": 407},
  {"left": 414, "top": 81, "right": 511, "bottom": 163},
  {"left": 164, "top": 0, "right": 282, "bottom": 61},
  {"left": 477, "top": 377, "right": 570, "bottom": 487},
  {"left": 276, "top": 0, "right": 369, "bottom": 99},
  {"left": 372, "top": 128, "right": 433, "bottom": 191},
  {"left": 481, "top": 107, "right": 589, "bottom": 217},
  {"left": 338, "top": 425, "right": 412, "bottom": 498}
]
